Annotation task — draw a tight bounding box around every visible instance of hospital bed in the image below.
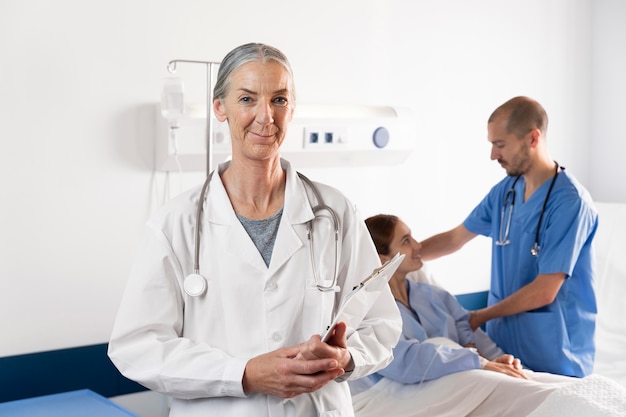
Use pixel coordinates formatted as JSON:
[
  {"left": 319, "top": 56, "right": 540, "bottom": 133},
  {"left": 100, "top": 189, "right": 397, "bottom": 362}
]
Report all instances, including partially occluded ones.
[
  {"left": 590, "top": 202, "right": 626, "bottom": 389},
  {"left": 417, "top": 201, "right": 626, "bottom": 389},
  {"left": 393, "top": 201, "right": 626, "bottom": 416}
]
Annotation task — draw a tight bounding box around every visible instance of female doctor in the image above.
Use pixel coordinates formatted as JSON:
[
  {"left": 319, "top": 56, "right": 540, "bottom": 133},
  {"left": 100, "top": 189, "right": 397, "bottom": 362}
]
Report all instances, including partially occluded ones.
[{"left": 107, "top": 43, "right": 401, "bottom": 417}]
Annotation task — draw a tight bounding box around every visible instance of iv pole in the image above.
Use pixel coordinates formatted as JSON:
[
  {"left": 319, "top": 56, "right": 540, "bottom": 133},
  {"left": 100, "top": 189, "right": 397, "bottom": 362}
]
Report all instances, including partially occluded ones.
[{"left": 166, "top": 59, "right": 220, "bottom": 176}]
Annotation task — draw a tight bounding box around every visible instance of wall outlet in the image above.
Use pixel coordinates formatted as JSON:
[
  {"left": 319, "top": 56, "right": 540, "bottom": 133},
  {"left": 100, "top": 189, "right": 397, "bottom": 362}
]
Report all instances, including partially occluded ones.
[{"left": 304, "top": 127, "right": 349, "bottom": 148}]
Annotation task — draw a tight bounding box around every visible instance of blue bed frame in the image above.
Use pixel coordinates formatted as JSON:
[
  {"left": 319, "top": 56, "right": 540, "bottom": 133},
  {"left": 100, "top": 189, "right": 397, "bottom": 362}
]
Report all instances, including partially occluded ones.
[{"left": 0, "top": 291, "right": 489, "bottom": 403}]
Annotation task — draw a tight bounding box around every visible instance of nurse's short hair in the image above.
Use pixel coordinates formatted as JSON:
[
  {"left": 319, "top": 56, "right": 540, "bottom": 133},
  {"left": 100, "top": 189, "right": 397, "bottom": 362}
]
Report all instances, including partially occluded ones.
[
  {"left": 488, "top": 96, "right": 549, "bottom": 139},
  {"left": 213, "top": 42, "right": 296, "bottom": 102}
]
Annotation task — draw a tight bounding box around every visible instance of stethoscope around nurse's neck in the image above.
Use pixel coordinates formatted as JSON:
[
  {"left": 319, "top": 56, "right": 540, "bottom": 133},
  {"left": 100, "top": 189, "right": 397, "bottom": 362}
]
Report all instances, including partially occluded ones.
[
  {"left": 182, "top": 170, "right": 341, "bottom": 297},
  {"left": 495, "top": 161, "right": 560, "bottom": 257}
]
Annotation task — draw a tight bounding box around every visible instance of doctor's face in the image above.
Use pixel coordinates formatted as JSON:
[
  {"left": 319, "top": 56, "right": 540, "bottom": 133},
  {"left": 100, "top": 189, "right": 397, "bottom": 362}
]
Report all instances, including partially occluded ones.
[
  {"left": 387, "top": 219, "right": 423, "bottom": 274},
  {"left": 214, "top": 60, "right": 294, "bottom": 162}
]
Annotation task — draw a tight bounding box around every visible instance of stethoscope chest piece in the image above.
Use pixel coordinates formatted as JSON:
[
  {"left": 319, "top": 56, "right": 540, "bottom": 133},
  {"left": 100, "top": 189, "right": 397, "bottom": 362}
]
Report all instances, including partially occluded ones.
[
  {"left": 184, "top": 273, "right": 207, "bottom": 297},
  {"left": 530, "top": 243, "right": 540, "bottom": 257}
]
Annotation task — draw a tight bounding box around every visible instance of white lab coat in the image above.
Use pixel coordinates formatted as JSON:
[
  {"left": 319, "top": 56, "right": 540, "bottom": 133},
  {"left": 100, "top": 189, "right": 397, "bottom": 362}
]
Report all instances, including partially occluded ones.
[{"left": 108, "top": 159, "right": 402, "bottom": 417}]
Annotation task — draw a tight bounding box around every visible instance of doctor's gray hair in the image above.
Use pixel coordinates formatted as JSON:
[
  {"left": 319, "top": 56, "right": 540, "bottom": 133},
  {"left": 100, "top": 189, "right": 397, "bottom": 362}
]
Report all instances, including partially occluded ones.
[{"left": 213, "top": 43, "right": 296, "bottom": 102}]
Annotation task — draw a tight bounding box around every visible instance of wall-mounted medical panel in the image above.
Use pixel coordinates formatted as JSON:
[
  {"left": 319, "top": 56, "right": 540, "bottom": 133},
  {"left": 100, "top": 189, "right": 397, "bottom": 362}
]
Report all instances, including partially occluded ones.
[{"left": 154, "top": 103, "right": 416, "bottom": 171}]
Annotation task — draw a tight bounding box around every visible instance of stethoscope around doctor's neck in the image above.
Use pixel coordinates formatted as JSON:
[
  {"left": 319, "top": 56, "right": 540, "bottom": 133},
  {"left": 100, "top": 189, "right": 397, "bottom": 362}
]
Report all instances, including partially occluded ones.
[
  {"left": 182, "top": 170, "right": 341, "bottom": 297},
  {"left": 496, "top": 162, "right": 560, "bottom": 257}
]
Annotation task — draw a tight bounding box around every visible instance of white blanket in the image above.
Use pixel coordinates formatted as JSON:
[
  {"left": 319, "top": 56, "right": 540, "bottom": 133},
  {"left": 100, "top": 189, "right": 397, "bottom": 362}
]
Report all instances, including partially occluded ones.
[
  {"left": 352, "top": 367, "right": 626, "bottom": 417},
  {"left": 352, "top": 369, "right": 556, "bottom": 417},
  {"left": 527, "top": 375, "right": 626, "bottom": 417}
]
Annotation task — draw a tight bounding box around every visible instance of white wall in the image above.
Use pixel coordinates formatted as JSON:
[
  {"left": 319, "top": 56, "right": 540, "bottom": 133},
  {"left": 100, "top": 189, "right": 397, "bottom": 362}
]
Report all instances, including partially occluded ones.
[
  {"left": 0, "top": 0, "right": 618, "bottom": 359},
  {"left": 589, "top": 0, "right": 626, "bottom": 202}
]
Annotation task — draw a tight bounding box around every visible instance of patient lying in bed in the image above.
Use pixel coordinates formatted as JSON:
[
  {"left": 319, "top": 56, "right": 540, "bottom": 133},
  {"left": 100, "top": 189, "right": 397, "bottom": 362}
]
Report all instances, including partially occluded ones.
[{"left": 352, "top": 214, "right": 626, "bottom": 417}]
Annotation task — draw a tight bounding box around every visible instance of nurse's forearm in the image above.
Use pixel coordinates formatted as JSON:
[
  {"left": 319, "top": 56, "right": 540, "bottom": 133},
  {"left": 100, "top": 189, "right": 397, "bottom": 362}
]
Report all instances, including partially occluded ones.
[
  {"left": 421, "top": 224, "right": 475, "bottom": 261},
  {"left": 470, "top": 273, "right": 566, "bottom": 329}
]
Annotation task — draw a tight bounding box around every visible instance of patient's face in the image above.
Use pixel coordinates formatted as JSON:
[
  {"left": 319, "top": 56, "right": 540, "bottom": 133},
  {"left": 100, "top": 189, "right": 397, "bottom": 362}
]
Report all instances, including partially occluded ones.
[{"left": 389, "top": 220, "right": 423, "bottom": 273}]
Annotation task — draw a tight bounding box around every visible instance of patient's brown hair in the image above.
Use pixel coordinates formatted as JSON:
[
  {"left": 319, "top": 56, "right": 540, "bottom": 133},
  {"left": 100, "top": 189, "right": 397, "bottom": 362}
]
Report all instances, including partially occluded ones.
[{"left": 365, "top": 214, "right": 398, "bottom": 256}]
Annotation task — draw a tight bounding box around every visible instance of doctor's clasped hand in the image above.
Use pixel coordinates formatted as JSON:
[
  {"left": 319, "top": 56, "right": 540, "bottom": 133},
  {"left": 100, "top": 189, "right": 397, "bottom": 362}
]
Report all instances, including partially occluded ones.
[{"left": 244, "top": 322, "right": 354, "bottom": 398}]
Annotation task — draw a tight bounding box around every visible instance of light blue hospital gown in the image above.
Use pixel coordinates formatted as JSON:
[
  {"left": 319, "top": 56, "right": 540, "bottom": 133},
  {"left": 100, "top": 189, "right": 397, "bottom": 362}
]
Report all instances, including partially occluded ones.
[
  {"left": 355, "top": 280, "right": 483, "bottom": 386},
  {"left": 464, "top": 168, "right": 598, "bottom": 377}
]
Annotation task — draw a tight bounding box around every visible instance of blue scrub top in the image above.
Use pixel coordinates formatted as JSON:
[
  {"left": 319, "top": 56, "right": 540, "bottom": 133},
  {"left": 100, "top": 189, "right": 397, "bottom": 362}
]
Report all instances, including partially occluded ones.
[{"left": 464, "top": 168, "right": 598, "bottom": 377}]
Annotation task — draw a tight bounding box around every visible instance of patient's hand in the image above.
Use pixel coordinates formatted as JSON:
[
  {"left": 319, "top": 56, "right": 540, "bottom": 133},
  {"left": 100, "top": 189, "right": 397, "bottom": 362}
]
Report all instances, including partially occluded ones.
[
  {"left": 493, "top": 354, "right": 523, "bottom": 370},
  {"left": 484, "top": 354, "right": 526, "bottom": 379}
]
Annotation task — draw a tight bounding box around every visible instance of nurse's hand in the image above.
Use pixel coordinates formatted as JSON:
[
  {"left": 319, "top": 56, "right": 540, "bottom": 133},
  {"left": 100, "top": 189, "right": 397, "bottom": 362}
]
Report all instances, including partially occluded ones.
[
  {"left": 469, "top": 310, "right": 485, "bottom": 331},
  {"left": 242, "top": 343, "right": 346, "bottom": 398}
]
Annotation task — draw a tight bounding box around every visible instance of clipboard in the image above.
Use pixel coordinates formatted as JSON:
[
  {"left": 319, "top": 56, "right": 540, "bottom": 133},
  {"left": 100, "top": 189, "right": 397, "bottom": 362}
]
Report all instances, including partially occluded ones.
[{"left": 321, "top": 252, "right": 405, "bottom": 342}]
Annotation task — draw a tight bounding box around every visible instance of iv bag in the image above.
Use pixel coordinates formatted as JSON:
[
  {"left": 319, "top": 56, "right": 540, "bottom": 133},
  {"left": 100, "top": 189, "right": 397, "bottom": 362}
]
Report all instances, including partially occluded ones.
[{"left": 161, "top": 77, "right": 185, "bottom": 125}]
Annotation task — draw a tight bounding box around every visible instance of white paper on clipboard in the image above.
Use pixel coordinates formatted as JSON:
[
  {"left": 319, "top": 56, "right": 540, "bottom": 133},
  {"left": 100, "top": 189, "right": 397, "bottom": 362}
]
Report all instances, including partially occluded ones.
[{"left": 321, "top": 252, "right": 405, "bottom": 342}]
